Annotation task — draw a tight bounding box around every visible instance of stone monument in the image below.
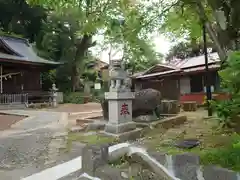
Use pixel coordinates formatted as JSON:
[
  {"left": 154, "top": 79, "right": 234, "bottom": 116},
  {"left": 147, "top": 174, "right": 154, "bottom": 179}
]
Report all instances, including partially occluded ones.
[{"left": 103, "top": 59, "right": 137, "bottom": 138}]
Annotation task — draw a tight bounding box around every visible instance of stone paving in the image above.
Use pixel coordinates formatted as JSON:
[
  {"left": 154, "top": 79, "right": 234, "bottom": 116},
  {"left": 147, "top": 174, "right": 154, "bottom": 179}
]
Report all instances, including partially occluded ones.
[{"left": 0, "top": 110, "right": 72, "bottom": 180}]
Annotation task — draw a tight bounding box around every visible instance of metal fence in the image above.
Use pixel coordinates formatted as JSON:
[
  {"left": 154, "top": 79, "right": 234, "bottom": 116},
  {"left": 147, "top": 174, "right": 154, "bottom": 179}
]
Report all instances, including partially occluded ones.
[
  {"left": 0, "top": 93, "right": 28, "bottom": 105},
  {"left": 0, "top": 92, "right": 63, "bottom": 105}
]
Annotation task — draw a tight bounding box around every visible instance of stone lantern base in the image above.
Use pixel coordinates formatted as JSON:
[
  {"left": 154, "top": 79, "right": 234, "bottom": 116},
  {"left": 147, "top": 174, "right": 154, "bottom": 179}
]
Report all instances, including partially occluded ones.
[{"left": 101, "top": 91, "right": 142, "bottom": 141}]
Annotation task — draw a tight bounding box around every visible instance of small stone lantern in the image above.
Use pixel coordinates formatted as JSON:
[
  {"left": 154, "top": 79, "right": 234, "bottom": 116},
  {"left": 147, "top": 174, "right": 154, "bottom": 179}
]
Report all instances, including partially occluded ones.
[{"left": 50, "top": 83, "right": 58, "bottom": 107}]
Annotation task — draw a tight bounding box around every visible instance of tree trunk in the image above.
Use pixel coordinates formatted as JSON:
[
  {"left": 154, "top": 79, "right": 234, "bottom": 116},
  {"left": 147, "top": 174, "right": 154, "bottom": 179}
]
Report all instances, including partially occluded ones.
[
  {"left": 194, "top": 0, "right": 227, "bottom": 62},
  {"left": 71, "top": 35, "right": 93, "bottom": 92},
  {"left": 71, "top": 65, "right": 79, "bottom": 92}
]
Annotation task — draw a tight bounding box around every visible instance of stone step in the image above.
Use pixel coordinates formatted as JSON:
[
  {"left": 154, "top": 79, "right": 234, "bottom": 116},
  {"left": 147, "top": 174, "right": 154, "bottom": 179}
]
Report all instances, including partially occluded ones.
[
  {"left": 70, "top": 126, "right": 85, "bottom": 133},
  {"left": 148, "top": 151, "right": 240, "bottom": 180},
  {"left": 171, "top": 153, "right": 200, "bottom": 180},
  {"left": 76, "top": 119, "right": 93, "bottom": 126},
  {"left": 69, "top": 111, "right": 102, "bottom": 119},
  {"left": 202, "top": 166, "right": 239, "bottom": 180}
]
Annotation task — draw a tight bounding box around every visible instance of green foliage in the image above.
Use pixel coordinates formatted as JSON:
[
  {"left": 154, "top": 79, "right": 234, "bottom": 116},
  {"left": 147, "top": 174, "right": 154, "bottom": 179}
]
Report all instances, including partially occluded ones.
[
  {"left": 82, "top": 70, "right": 97, "bottom": 82},
  {"left": 201, "top": 133, "right": 240, "bottom": 171},
  {"left": 36, "top": 7, "right": 101, "bottom": 92},
  {"left": 32, "top": 0, "right": 164, "bottom": 90},
  {"left": 166, "top": 41, "right": 217, "bottom": 61},
  {"left": 41, "top": 70, "right": 56, "bottom": 91},
  {"left": 63, "top": 92, "right": 86, "bottom": 104},
  {"left": 218, "top": 52, "right": 240, "bottom": 94},
  {"left": 211, "top": 52, "right": 240, "bottom": 128},
  {"left": 211, "top": 100, "right": 237, "bottom": 127},
  {"left": 0, "top": 0, "right": 47, "bottom": 42},
  {"left": 81, "top": 53, "right": 99, "bottom": 82},
  {"left": 160, "top": 1, "right": 214, "bottom": 41},
  {"left": 161, "top": 4, "right": 202, "bottom": 41},
  {"left": 0, "top": 30, "right": 23, "bottom": 38},
  {"left": 64, "top": 90, "right": 102, "bottom": 104},
  {"left": 103, "top": 1, "right": 163, "bottom": 73}
]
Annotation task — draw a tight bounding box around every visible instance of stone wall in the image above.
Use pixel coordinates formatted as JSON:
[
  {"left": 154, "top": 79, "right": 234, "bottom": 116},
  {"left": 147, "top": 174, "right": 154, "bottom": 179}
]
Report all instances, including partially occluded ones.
[{"left": 79, "top": 144, "right": 240, "bottom": 180}]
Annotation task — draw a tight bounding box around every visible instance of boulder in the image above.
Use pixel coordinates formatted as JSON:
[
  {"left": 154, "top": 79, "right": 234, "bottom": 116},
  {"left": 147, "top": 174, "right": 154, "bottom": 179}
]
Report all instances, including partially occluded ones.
[
  {"left": 132, "top": 88, "right": 161, "bottom": 118},
  {"left": 101, "top": 88, "right": 162, "bottom": 120}
]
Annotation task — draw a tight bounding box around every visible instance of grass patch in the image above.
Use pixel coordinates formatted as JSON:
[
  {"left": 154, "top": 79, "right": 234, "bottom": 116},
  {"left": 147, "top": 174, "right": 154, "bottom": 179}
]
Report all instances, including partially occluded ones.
[
  {"left": 66, "top": 132, "right": 117, "bottom": 152},
  {"left": 200, "top": 133, "right": 240, "bottom": 171},
  {"left": 140, "top": 110, "right": 240, "bottom": 171}
]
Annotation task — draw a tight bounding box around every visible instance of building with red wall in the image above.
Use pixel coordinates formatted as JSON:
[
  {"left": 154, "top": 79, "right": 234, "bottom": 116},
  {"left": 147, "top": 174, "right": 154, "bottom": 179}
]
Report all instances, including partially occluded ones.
[{"left": 133, "top": 53, "right": 228, "bottom": 104}]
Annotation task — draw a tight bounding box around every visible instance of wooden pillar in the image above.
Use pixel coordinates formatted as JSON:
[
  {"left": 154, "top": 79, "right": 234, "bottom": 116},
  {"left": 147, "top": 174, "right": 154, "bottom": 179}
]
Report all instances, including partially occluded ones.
[
  {"left": 177, "top": 78, "right": 181, "bottom": 100},
  {"left": 21, "top": 71, "right": 24, "bottom": 92},
  {"left": 202, "top": 73, "right": 205, "bottom": 92},
  {"left": 0, "top": 64, "right": 2, "bottom": 94}
]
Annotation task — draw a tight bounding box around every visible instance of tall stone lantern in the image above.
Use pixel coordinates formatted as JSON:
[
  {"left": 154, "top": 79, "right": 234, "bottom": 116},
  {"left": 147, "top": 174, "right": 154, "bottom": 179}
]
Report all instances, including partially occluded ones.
[
  {"left": 103, "top": 59, "right": 136, "bottom": 136},
  {"left": 50, "top": 83, "right": 58, "bottom": 107}
]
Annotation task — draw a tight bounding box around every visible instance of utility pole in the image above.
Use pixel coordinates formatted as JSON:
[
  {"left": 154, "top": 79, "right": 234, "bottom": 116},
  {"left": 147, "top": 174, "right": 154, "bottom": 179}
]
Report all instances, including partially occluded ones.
[{"left": 203, "top": 22, "right": 212, "bottom": 116}]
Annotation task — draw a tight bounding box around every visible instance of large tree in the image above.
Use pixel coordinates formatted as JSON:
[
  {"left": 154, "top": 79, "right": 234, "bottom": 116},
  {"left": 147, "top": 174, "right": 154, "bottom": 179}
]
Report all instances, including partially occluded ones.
[
  {"left": 31, "top": 0, "right": 117, "bottom": 91},
  {"left": 30, "top": 0, "right": 163, "bottom": 90}
]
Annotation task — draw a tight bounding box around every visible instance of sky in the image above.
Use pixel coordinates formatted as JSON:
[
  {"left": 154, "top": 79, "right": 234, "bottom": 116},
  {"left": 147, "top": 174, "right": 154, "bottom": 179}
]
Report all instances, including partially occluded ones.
[{"left": 91, "top": 34, "right": 172, "bottom": 64}]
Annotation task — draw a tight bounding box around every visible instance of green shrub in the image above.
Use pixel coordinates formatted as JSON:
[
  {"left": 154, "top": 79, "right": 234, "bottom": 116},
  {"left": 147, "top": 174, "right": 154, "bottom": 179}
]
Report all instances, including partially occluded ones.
[
  {"left": 212, "top": 51, "right": 240, "bottom": 128},
  {"left": 63, "top": 92, "right": 86, "bottom": 104},
  {"left": 201, "top": 134, "right": 240, "bottom": 171}
]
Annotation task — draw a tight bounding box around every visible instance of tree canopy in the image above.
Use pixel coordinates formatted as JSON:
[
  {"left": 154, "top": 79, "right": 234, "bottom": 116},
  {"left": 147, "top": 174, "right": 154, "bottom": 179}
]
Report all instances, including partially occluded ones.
[
  {"left": 159, "top": 0, "right": 240, "bottom": 62},
  {"left": 2, "top": 0, "right": 239, "bottom": 92},
  {"left": 26, "top": 0, "right": 162, "bottom": 91}
]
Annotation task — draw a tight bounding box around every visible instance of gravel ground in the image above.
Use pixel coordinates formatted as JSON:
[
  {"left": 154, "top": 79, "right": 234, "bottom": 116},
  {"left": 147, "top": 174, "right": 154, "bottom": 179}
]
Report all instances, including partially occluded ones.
[{"left": 0, "top": 110, "right": 70, "bottom": 180}]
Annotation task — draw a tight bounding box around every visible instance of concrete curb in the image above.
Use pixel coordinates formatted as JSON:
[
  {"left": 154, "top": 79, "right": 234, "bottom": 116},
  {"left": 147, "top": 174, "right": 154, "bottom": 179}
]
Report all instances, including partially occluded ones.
[
  {"left": 59, "top": 112, "right": 69, "bottom": 128},
  {"left": 0, "top": 110, "right": 30, "bottom": 117},
  {"left": 68, "top": 110, "right": 102, "bottom": 116}
]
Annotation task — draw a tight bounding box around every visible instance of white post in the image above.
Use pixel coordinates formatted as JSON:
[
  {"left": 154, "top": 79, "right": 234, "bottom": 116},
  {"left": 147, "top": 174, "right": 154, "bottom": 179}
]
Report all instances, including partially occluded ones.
[{"left": 0, "top": 65, "right": 2, "bottom": 94}]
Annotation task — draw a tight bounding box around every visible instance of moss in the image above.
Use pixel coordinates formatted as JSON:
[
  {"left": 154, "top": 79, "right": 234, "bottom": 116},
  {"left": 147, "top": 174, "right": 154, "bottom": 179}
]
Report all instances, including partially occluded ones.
[
  {"left": 66, "top": 132, "right": 117, "bottom": 152},
  {"left": 140, "top": 110, "right": 240, "bottom": 171}
]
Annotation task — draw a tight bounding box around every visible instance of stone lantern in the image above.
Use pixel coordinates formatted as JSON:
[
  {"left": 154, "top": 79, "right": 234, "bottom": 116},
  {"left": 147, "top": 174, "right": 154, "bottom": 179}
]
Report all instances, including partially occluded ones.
[
  {"left": 103, "top": 59, "right": 137, "bottom": 137},
  {"left": 50, "top": 83, "right": 58, "bottom": 107}
]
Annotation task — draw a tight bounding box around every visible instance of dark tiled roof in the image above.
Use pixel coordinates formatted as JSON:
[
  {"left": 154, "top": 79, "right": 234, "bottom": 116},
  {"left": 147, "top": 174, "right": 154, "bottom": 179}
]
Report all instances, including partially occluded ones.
[
  {"left": 168, "top": 52, "right": 220, "bottom": 69},
  {"left": 135, "top": 53, "right": 220, "bottom": 79},
  {"left": 135, "top": 69, "right": 182, "bottom": 79},
  {"left": 0, "top": 36, "right": 60, "bottom": 65}
]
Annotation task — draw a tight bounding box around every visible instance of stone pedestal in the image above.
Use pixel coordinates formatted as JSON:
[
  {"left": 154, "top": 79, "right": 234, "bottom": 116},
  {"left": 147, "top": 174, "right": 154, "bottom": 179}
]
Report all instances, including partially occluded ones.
[{"left": 103, "top": 91, "right": 137, "bottom": 137}]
